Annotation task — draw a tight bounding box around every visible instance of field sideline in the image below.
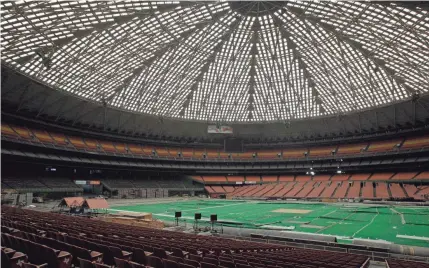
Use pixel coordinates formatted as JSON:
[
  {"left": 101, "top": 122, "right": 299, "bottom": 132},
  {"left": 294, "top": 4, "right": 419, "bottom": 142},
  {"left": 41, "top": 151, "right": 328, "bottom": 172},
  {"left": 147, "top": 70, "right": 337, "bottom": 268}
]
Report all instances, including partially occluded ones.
[{"left": 110, "top": 199, "right": 429, "bottom": 248}]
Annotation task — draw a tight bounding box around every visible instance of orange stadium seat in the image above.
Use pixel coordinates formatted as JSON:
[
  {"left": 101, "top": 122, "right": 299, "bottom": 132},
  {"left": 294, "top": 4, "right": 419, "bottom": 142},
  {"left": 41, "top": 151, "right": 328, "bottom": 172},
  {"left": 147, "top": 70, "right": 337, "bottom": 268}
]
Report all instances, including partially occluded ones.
[
  {"left": 32, "top": 129, "right": 54, "bottom": 143},
  {"left": 361, "top": 182, "right": 374, "bottom": 199},
  {"left": 222, "top": 186, "right": 235, "bottom": 193},
  {"left": 219, "top": 152, "right": 229, "bottom": 159},
  {"left": 206, "top": 149, "right": 219, "bottom": 159},
  {"left": 68, "top": 136, "right": 87, "bottom": 149},
  {"left": 191, "top": 176, "right": 203, "bottom": 182},
  {"left": 279, "top": 175, "right": 295, "bottom": 182},
  {"left": 309, "top": 146, "right": 336, "bottom": 157},
  {"left": 390, "top": 172, "right": 418, "bottom": 180},
  {"left": 127, "top": 144, "right": 145, "bottom": 155},
  {"left": 194, "top": 150, "right": 205, "bottom": 159},
  {"left": 142, "top": 146, "right": 154, "bottom": 155},
  {"left": 245, "top": 176, "right": 260, "bottom": 182},
  {"left": 49, "top": 132, "right": 69, "bottom": 146},
  {"left": 261, "top": 175, "right": 278, "bottom": 182},
  {"left": 168, "top": 147, "right": 180, "bottom": 158},
  {"left": 366, "top": 139, "right": 402, "bottom": 153},
  {"left": 1, "top": 123, "right": 18, "bottom": 137},
  {"left": 211, "top": 186, "right": 226, "bottom": 193},
  {"left": 331, "top": 174, "right": 350, "bottom": 181},
  {"left": 99, "top": 141, "right": 117, "bottom": 152},
  {"left": 390, "top": 183, "right": 406, "bottom": 198},
  {"left": 336, "top": 143, "right": 367, "bottom": 155},
  {"left": 307, "top": 182, "right": 328, "bottom": 198},
  {"left": 375, "top": 183, "right": 390, "bottom": 199},
  {"left": 203, "top": 176, "right": 227, "bottom": 182},
  {"left": 11, "top": 126, "right": 33, "bottom": 140},
  {"left": 319, "top": 183, "right": 337, "bottom": 198},
  {"left": 285, "top": 182, "right": 306, "bottom": 197},
  {"left": 295, "top": 181, "right": 317, "bottom": 198},
  {"left": 114, "top": 143, "right": 128, "bottom": 154},
  {"left": 313, "top": 175, "right": 331, "bottom": 181},
  {"left": 155, "top": 147, "right": 170, "bottom": 157},
  {"left": 347, "top": 182, "right": 361, "bottom": 198},
  {"left": 414, "top": 171, "right": 429, "bottom": 180},
  {"left": 350, "top": 174, "right": 371, "bottom": 181},
  {"left": 282, "top": 149, "right": 307, "bottom": 158},
  {"left": 84, "top": 139, "right": 99, "bottom": 150},
  {"left": 295, "top": 175, "right": 311, "bottom": 182},
  {"left": 181, "top": 148, "right": 194, "bottom": 158},
  {"left": 333, "top": 182, "right": 349, "bottom": 198},
  {"left": 273, "top": 183, "right": 294, "bottom": 197},
  {"left": 401, "top": 135, "right": 429, "bottom": 150},
  {"left": 238, "top": 152, "right": 254, "bottom": 159},
  {"left": 369, "top": 173, "right": 394, "bottom": 181},
  {"left": 227, "top": 176, "right": 245, "bottom": 182},
  {"left": 257, "top": 150, "right": 279, "bottom": 159}
]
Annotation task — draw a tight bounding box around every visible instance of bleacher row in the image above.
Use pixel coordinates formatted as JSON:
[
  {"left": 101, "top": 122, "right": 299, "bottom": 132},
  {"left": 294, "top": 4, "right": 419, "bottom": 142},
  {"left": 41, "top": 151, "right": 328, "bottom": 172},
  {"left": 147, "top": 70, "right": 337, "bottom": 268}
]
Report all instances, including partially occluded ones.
[
  {"left": 2, "top": 123, "right": 429, "bottom": 160},
  {"left": 193, "top": 172, "right": 429, "bottom": 183},
  {"left": 206, "top": 182, "right": 429, "bottom": 201},
  {"left": 102, "top": 178, "right": 198, "bottom": 190},
  {"left": 0, "top": 206, "right": 382, "bottom": 268},
  {"left": 2, "top": 177, "right": 82, "bottom": 192}
]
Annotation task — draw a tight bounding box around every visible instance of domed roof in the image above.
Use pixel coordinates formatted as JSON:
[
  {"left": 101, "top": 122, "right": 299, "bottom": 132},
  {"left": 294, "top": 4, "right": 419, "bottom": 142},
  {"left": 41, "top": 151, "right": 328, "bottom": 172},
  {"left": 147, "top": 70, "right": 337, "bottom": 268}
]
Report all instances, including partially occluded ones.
[{"left": 1, "top": 1, "right": 428, "bottom": 122}]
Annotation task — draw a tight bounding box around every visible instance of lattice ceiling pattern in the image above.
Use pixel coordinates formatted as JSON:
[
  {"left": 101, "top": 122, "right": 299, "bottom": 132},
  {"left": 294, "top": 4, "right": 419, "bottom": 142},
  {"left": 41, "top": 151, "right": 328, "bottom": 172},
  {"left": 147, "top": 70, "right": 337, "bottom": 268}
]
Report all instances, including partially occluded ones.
[{"left": 2, "top": 1, "right": 429, "bottom": 122}]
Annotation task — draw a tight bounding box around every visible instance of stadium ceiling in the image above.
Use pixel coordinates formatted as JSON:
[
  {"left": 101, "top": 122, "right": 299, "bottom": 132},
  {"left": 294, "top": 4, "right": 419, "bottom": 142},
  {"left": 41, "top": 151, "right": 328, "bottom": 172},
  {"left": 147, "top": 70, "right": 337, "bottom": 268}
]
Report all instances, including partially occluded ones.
[{"left": 1, "top": 1, "right": 429, "bottom": 123}]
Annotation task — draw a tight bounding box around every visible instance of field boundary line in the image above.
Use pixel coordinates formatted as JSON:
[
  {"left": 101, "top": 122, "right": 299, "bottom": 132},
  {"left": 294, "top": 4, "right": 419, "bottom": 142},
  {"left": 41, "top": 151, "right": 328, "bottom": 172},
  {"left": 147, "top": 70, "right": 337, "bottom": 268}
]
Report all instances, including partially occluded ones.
[{"left": 352, "top": 207, "right": 379, "bottom": 238}]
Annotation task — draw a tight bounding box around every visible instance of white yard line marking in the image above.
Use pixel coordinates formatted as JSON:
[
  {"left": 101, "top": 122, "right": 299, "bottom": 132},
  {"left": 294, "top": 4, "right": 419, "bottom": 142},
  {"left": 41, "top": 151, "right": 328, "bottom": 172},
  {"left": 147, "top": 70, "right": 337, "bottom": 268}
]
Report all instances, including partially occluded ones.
[
  {"left": 353, "top": 207, "right": 379, "bottom": 238},
  {"left": 396, "top": 235, "right": 429, "bottom": 241},
  {"left": 390, "top": 207, "right": 406, "bottom": 224}
]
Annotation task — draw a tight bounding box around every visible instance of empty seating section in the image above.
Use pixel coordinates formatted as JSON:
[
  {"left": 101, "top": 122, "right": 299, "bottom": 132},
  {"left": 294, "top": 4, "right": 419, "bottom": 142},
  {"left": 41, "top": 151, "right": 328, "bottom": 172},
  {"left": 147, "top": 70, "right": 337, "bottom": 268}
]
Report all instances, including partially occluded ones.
[
  {"left": 319, "top": 183, "right": 337, "bottom": 198},
  {"left": 245, "top": 176, "right": 260, "bottom": 182},
  {"left": 278, "top": 175, "right": 295, "bottom": 182},
  {"left": 203, "top": 176, "right": 227, "bottom": 182},
  {"left": 361, "top": 183, "right": 374, "bottom": 199},
  {"left": 210, "top": 186, "right": 226, "bottom": 193},
  {"left": 294, "top": 182, "right": 316, "bottom": 198},
  {"left": 226, "top": 176, "right": 244, "bottom": 182},
  {"left": 204, "top": 186, "right": 215, "bottom": 194},
  {"left": 350, "top": 174, "right": 370, "bottom": 181},
  {"left": 347, "top": 182, "right": 361, "bottom": 199},
  {"left": 191, "top": 176, "right": 204, "bottom": 182},
  {"left": 309, "top": 146, "right": 336, "bottom": 157},
  {"left": 295, "top": 175, "right": 311, "bottom": 182},
  {"left": 257, "top": 150, "right": 279, "bottom": 159},
  {"left": 337, "top": 143, "right": 367, "bottom": 155},
  {"left": 331, "top": 174, "right": 350, "bottom": 181},
  {"left": 366, "top": 139, "right": 401, "bottom": 152},
  {"left": 285, "top": 182, "right": 305, "bottom": 197},
  {"left": 222, "top": 186, "right": 235, "bottom": 193},
  {"left": 103, "top": 178, "right": 199, "bottom": 191},
  {"left": 3, "top": 177, "right": 51, "bottom": 191},
  {"left": 369, "top": 173, "right": 394, "bottom": 181},
  {"left": 403, "top": 184, "right": 419, "bottom": 198},
  {"left": 401, "top": 135, "right": 429, "bottom": 150},
  {"left": 1, "top": 206, "right": 379, "bottom": 268},
  {"left": 333, "top": 183, "right": 349, "bottom": 198},
  {"left": 3, "top": 123, "right": 429, "bottom": 160},
  {"left": 261, "top": 175, "right": 278, "bottom": 182},
  {"left": 306, "top": 182, "right": 328, "bottom": 198},
  {"left": 390, "top": 172, "right": 418, "bottom": 180},
  {"left": 375, "top": 183, "right": 390, "bottom": 199},
  {"left": 389, "top": 183, "right": 406, "bottom": 198},
  {"left": 313, "top": 175, "right": 331, "bottom": 181},
  {"left": 415, "top": 172, "right": 429, "bottom": 180},
  {"left": 282, "top": 149, "right": 306, "bottom": 158}
]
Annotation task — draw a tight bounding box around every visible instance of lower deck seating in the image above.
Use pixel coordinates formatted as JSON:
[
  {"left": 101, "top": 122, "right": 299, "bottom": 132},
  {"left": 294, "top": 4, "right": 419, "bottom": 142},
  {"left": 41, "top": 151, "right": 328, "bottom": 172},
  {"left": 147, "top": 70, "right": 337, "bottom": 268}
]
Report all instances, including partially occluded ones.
[
  {"left": 387, "top": 258, "right": 429, "bottom": 268},
  {"left": 1, "top": 206, "right": 378, "bottom": 268}
]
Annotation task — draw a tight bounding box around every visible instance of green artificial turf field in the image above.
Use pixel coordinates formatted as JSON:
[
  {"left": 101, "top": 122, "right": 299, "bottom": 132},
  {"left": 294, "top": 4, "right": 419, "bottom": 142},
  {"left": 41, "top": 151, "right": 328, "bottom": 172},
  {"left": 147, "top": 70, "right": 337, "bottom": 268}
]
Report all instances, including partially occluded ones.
[{"left": 110, "top": 200, "right": 429, "bottom": 248}]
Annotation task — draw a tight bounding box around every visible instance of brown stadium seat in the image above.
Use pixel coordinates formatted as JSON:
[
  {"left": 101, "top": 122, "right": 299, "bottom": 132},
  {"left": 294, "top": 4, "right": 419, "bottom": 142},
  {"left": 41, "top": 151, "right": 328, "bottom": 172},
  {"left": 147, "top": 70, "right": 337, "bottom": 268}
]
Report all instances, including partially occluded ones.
[
  {"left": 163, "top": 259, "right": 180, "bottom": 268},
  {"left": 183, "top": 258, "right": 199, "bottom": 268}
]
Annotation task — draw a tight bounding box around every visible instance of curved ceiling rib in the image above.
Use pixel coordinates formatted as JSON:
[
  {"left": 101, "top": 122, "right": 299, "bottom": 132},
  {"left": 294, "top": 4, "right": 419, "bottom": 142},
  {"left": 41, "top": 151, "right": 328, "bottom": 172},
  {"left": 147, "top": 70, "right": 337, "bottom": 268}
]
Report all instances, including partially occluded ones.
[{"left": 1, "top": 1, "right": 428, "bottom": 123}]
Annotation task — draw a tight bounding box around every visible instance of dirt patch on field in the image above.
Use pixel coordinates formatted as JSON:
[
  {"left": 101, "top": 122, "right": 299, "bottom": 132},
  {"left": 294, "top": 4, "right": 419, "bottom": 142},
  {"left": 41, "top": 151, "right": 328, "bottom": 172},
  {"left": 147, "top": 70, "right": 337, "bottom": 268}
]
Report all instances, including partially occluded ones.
[{"left": 272, "top": 209, "right": 312, "bottom": 214}]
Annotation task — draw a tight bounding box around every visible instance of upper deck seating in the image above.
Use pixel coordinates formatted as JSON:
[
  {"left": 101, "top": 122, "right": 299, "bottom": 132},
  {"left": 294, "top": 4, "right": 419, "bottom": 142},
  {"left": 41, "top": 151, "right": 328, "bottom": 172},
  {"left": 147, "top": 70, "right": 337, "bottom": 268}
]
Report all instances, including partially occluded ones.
[
  {"left": 295, "top": 181, "right": 317, "bottom": 198},
  {"left": 401, "top": 135, "right": 429, "bottom": 150},
  {"left": 282, "top": 148, "right": 307, "bottom": 158},
  {"left": 257, "top": 150, "right": 279, "bottom": 159},
  {"left": 295, "top": 175, "right": 311, "bottom": 182},
  {"left": 11, "top": 126, "right": 33, "bottom": 140},
  {"left": 68, "top": 136, "right": 87, "bottom": 149},
  {"left": 205, "top": 150, "right": 219, "bottom": 159},
  {"left": 1, "top": 123, "right": 18, "bottom": 137},
  {"left": 390, "top": 172, "right": 418, "bottom": 181},
  {"left": 202, "top": 176, "right": 227, "bottom": 183},
  {"left": 181, "top": 148, "right": 194, "bottom": 158},
  {"left": 155, "top": 147, "right": 170, "bottom": 157},
  {"left": 261, "top": 176, "right": 278, "bottom": 182},
  {"left": 336, "top": 143, "right": 367, "bottom": 155},
  {"left": 350, "top": 174, "right": 371, "bottom": 181},
  {"left": 245, "top": 176, "right": 260, "bottom": 182},
  {"left": 284, "top": 182, "right": 306, "bottom": 197},
  {"left": 278, "top": 175, "right": 295, "bottom": 182},
  {"left": 414, "top": 172, "right": 429, "bottom": 180},
  {"left": 366, "top": 140, "right": 402, "bottom": 153},
  {"left": 84, "top": 139, "right": 99, "bottom": 151},
  {"left": 313, "top": 175, "right": 331, "bottom": 181},
  {"left": 226, "top": 176, "right": 244, "bottom": 182},
  {"left": 309, "top": 146, "right": 336, "bottom": 157},
  {"left": 331, "top": 174, "right": 350, "bottom": 181},
  {"left": 99, "top": 141, "right": 117, "bottom": 153},
  {"left": 272, "top": 183, "right": 293, "bottom": 198},
  {"left": 32, "top": 129, "right": 55, "bottom": 144},
  {"left": 369, "top": 173, "right": 394, "bottom": 181}
]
